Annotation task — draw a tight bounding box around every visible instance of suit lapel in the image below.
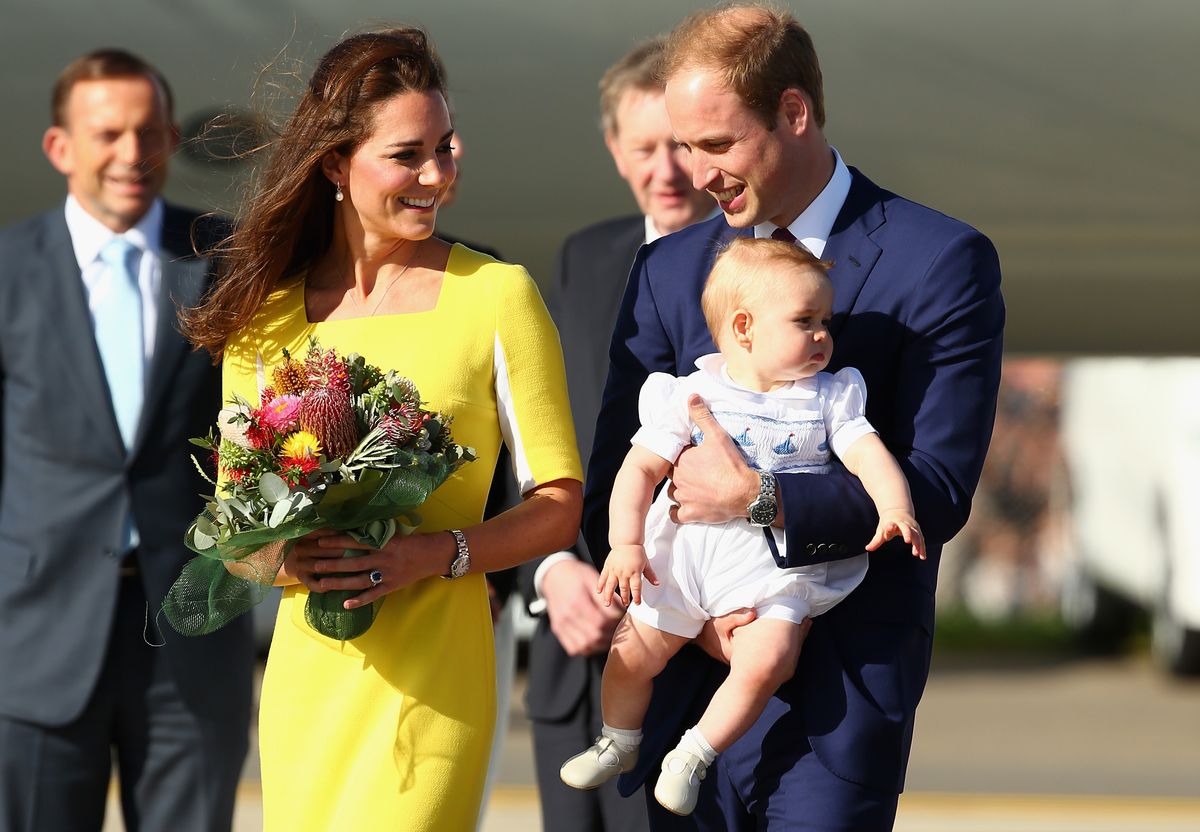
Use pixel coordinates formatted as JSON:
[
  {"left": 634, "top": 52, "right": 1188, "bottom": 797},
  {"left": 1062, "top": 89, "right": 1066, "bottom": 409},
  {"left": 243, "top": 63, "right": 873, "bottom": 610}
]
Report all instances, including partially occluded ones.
[
  {"left": 822, "top": 169, "right": 884, "bottom": 339},
  {"left": 33, "top": 212, "right": 126, "bottom": 455},
  {"left": 595, "top": 218, "right": 644, "bottom": 331},
  {"left": 131, "top": 208, "right": 206, "bottom": 457}
]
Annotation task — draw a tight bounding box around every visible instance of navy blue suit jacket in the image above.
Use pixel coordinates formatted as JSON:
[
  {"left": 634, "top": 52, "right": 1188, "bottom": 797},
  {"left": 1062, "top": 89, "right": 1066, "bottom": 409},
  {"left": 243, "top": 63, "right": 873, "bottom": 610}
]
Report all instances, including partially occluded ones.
[{"left": 583, "top": 168, "right": 1004, "bottom": 794}]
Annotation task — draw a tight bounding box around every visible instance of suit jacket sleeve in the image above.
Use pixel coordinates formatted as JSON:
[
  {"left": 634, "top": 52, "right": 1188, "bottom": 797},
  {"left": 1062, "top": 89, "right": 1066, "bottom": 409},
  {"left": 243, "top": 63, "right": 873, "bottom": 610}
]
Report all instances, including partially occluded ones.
[
  {"left": 582, "top": 242, "right": 675, "bottom": 569},
  {"left": 775, "top": 229, "right": 1004, "bottom": 562}
]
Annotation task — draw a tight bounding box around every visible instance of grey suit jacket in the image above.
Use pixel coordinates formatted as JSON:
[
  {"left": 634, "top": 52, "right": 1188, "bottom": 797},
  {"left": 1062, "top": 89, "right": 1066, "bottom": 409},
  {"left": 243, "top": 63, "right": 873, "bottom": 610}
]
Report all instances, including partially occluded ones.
[
  {"left": 0, "top": 203, "right": 254, "bottom": 727},
  {"left": 519, "top": 214, "right": 643, "bottom": 721}
]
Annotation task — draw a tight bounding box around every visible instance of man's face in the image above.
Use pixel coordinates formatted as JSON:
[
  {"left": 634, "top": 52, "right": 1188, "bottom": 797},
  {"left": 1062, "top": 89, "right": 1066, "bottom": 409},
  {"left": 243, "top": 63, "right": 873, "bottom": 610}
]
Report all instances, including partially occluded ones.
[
  {"left": 606, "top": 88, "right": 713, "bottom": 236},
  {"left": 43, "top": 76, "right": 177, "bottom": 232},
  {"left": 665, "top": 68, "right": 801, "bottom": 230}
]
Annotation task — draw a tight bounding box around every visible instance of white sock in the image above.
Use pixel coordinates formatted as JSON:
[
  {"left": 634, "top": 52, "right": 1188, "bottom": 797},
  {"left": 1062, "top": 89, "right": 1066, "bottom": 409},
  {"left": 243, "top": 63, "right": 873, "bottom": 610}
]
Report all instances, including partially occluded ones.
[
  {"left": 677, "top": 726, "right": 717, "bottom": 766},
  {"left": 601, "top": 724, "right": 643, "bottom": 752}
]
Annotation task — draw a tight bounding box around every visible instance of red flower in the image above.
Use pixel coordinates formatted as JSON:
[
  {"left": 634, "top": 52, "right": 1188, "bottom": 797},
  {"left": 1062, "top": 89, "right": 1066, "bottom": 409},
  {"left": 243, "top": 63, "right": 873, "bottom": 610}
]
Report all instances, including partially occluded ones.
[
  {"left": 280, "top": 455, "right": 320, "bottom": 487},
  {"left": 224, "top": 467, "right": 250, "bottom": 484},
  {"left": 245, "top": 418, "right": 278, "bottom": 450}
]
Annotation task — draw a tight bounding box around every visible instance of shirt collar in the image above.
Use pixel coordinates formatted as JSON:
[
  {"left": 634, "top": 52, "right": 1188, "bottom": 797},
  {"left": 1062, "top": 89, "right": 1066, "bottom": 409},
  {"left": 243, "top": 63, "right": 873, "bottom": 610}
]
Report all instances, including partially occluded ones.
[
  {"left": 754, "top": 147, "right": 851, "bottom": 258},
  {"left": 693, "top": 353, "right": 818, "bottom": 400},
  {"left": 644, "top": 205, "right": 722, "bottom": 245},
  {"left": 64, "top": 196, "right": 164, "bottom": 271}
]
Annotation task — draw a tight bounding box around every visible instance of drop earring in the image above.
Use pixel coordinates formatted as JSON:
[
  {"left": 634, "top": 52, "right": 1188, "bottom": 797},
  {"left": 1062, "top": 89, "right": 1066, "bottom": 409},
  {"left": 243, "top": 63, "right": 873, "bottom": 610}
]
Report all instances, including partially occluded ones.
[{"left": 334, "top": 181, "right": 344, "bottom": 202}]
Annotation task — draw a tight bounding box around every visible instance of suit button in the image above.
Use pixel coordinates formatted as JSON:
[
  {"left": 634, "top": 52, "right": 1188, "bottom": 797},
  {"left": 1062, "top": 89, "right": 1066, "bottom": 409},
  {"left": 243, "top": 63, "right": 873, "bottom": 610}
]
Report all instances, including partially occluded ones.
[
  {"left": 816, "top": 543, "right": 827, "bottom": 554},
  {"left": 804, "top": 543, "right": 816, "bottom": 556},
  {"left": 838, "top": 544, "right": 848, "bottom": 554}
]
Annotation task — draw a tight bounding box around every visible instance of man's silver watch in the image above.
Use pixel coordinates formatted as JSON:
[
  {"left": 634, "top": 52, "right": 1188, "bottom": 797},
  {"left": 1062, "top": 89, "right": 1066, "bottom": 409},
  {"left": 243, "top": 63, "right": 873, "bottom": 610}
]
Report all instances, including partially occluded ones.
[
  {"left": 442, "top": 529, "right": 471, "bottom": 579},
  {"left": 747, "top": 471, "right": 778, "bottom": 527}
]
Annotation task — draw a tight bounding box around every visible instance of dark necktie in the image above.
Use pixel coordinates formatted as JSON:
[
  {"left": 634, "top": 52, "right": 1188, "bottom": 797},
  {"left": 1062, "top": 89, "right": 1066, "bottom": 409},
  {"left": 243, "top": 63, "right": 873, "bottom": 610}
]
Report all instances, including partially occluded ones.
[{"left": 771, "top": 226, "right": 797, "bottom": 244}]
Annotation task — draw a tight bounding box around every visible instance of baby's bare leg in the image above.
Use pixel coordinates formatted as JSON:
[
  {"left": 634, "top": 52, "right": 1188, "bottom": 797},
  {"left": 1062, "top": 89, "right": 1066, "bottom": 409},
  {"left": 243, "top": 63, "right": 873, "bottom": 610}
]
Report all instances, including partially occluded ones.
[
  {"left": 601, "top": 614, "right": 691, "bottom": 729},
  {"left": 695, "top": 617, "right": 805, "bottom": 752}
]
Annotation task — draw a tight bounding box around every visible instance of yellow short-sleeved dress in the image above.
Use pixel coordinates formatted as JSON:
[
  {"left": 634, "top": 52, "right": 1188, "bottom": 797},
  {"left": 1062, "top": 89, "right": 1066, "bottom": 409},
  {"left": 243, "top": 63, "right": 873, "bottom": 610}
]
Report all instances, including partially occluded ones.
[{"left": 222, "top": 245, "right": 581, "bottom": 832}]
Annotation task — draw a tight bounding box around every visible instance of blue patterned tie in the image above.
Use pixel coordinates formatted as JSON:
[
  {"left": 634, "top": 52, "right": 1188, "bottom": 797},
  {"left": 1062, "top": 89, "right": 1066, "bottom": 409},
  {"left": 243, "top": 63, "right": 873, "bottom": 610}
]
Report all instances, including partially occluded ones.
[{"left": 95, "top": 237, "right": 144, "bottom": 553}]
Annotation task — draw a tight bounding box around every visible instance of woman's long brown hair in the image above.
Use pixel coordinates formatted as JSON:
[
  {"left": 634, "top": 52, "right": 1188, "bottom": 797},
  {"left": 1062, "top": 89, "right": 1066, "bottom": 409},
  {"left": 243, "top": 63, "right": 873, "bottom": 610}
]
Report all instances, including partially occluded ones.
[{"left": 182, "top": 28, "right": 447, "bottom": 360}]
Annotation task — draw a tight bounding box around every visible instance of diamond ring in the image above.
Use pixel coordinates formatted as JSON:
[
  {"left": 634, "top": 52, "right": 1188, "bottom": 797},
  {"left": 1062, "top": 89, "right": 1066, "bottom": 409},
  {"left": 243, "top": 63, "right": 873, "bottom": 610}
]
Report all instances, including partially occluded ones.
[{"left": 368, "top": 570, "right": 384, "bottom": 587}]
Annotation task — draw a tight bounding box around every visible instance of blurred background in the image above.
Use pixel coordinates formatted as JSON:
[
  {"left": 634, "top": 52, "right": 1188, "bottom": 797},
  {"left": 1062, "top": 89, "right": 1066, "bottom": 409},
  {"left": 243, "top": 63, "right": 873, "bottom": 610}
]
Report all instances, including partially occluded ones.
[{"left": 6, "top": 0, "right": 1197, "bottom": 829}]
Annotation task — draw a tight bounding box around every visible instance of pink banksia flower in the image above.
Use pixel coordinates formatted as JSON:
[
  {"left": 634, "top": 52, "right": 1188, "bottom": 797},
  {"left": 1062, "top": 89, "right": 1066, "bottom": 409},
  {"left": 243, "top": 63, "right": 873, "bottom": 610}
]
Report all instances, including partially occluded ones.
[
  {"left": 305, "top": 343, "right": 350, "bottom": 395},
  {"left": 380, "top": 400, "right": 426, "bottom": 445},
  {"left": 299, "top": 386, "right": 358, "bottom": 460}
]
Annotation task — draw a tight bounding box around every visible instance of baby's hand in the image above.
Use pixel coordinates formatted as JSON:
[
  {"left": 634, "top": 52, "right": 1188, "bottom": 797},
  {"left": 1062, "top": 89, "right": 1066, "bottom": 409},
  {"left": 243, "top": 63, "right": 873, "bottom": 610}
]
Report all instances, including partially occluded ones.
[
  {"left": 597, "top": 544, "right": 659, "bottom": 607},
  {"left": 866, "top": 509, "right": 926, "bottom": 560}
]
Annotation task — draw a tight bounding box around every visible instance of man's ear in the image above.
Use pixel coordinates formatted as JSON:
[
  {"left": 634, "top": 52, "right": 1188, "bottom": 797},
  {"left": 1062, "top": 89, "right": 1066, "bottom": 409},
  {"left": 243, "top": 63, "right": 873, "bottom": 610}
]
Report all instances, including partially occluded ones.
[
  {"left": 42, "top": 126, "right": 73, "bottom": 176},
  {"left": 604, "top": 129, "right": 629, "bottom": 180},
  {"left": 778, "top": 88, "right": 811, "bottom": 137}
]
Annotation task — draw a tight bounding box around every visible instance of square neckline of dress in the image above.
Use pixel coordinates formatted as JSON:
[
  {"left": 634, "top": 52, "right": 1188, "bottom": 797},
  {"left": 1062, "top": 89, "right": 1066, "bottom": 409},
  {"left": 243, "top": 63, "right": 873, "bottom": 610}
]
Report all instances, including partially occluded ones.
[{"left": 299, "top": 242, "right": 465, "bottom": 325}]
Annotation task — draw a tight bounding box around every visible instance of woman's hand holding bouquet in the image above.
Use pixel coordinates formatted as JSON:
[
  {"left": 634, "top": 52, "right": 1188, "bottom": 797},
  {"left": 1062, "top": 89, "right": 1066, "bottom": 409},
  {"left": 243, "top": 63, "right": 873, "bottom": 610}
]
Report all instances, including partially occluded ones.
[{"left": 163, "top": 339, "right": 473, "bottom": 640}]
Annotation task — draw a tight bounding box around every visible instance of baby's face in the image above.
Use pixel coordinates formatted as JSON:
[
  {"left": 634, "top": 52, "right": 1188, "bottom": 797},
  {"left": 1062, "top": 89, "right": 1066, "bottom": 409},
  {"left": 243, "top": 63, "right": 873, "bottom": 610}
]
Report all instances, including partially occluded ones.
[{"left": 745, "top": 267, "right": 834, "bottom": 382}]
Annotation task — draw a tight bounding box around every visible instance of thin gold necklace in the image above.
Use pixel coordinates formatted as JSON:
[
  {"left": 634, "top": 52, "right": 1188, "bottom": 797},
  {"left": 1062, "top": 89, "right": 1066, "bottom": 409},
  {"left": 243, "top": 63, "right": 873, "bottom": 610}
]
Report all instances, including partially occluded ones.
[{"left": 352, "top": 242, "right": 421, "bottom": 317}]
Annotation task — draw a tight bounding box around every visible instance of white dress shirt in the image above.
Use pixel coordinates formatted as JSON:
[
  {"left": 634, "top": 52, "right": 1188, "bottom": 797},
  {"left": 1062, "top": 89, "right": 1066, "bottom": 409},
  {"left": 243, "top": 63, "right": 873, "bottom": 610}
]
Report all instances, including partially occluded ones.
[
  {"left": 65, "top": 196, "right": 164, "bottom": 368},
  {"left": 755, "top": 146, "right": 852, "bottom": 258}
]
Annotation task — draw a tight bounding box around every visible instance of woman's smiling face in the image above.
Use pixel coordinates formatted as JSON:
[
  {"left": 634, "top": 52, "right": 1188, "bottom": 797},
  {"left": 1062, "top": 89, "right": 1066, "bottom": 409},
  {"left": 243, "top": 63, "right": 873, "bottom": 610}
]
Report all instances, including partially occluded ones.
[{"left": 334, "top": 89, "right": 457, "bottom": 243}]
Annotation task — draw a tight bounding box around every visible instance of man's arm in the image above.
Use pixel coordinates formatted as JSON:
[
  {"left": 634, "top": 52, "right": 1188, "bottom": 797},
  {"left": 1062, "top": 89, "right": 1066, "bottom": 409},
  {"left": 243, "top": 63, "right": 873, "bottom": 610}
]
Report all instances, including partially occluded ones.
[{"left": 777, "top": 231, "right": 1003, "bottom": 558}]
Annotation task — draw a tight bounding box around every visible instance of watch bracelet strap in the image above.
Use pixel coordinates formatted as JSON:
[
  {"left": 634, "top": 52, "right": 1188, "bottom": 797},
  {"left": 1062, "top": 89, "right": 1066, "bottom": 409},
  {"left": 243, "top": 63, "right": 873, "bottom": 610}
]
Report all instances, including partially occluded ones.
[
  {"left": 443, "top": 528, "right": 470, "bottom": 579},
  {"left": 760, "top": 471, "right": 776, "bottom": 498}
]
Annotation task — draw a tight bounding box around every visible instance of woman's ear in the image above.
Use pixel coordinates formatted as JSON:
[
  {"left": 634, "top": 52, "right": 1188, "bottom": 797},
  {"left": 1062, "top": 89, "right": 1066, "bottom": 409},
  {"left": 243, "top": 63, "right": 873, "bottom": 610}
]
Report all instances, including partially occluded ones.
[{"left": 320, "top": 151, "right": 348, "bottom": 186}]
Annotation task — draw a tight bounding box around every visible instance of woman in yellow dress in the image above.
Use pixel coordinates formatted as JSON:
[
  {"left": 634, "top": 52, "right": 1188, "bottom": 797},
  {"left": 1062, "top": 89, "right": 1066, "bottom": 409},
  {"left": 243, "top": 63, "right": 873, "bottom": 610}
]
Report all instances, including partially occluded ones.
[{"left": 182, "top": 29, "right": 582, "bottom": 831}]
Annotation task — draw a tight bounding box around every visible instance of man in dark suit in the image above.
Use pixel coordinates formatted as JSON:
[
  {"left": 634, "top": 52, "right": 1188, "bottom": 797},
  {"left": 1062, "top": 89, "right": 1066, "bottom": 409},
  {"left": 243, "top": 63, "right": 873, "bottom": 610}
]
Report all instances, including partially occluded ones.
[
  {"left": 584, "top": 6, "right": 1004, "bottom": 830},
  {"left": 0, "top": 50, "right": 253, "bottom": 831},
  {"left": 517, "top": 38, "right": 713, "bottom": 831}
]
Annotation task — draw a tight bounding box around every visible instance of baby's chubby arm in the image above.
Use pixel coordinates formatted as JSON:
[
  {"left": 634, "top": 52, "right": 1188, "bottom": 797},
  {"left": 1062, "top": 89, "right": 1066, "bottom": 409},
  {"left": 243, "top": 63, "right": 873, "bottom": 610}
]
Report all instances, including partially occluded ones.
[
  {"left": 597, "top": 444, "right": 673, "bottom": 606},
  {"left": 840, "top": 433, "right": 927, "bottom": 560}
]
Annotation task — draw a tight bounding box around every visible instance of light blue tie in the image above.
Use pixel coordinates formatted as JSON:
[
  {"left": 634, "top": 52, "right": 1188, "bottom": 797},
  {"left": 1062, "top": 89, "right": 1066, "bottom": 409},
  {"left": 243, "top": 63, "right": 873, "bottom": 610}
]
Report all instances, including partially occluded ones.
[
  {"left": 96, "top": 238, "right": 145, "bottom": 447},
  {"left": 95, "top": 237, "right": 144, "bottom": 552}
]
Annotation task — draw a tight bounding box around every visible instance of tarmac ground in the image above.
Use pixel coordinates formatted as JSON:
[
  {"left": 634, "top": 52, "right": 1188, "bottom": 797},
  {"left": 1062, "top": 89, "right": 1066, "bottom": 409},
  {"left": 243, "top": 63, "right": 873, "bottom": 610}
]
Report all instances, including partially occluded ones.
[{"left": 104, "top": 653, "right": 1200, "bottom": 831}]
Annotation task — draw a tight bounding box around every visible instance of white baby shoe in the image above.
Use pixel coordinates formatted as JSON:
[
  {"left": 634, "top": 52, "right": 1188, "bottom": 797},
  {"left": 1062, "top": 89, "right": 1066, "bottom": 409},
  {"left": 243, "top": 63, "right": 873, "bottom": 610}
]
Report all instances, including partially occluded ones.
[
  {"left": 653, "top": 748, "right": 708, "bottom": 815},
  {"left": 560, "top": 736, "right": 639, "bottom": 790}
]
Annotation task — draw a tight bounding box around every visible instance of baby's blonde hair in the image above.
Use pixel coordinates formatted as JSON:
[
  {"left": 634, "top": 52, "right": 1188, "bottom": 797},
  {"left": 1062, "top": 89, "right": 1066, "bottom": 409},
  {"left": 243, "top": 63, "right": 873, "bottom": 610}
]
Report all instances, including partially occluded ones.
[{"left": 701, "top": 237, "right": 833, "bottom": 346}]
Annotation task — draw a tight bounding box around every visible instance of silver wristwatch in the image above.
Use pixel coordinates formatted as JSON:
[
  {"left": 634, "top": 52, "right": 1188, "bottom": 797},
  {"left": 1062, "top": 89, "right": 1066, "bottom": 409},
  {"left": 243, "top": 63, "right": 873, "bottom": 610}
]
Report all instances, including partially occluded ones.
[
  {"left": 747, "top": 471, "right": 778, "bottom": 527},
  {"left": 443, "top": 529, "right": 471, "bottom": 579}
]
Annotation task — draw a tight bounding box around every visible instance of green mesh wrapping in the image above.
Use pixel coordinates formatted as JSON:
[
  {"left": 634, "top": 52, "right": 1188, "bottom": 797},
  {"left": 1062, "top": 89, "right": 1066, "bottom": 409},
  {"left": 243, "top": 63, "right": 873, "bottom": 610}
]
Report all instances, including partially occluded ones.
[{"left": 163, "top": 452, "right": 454, "bottom": 639}]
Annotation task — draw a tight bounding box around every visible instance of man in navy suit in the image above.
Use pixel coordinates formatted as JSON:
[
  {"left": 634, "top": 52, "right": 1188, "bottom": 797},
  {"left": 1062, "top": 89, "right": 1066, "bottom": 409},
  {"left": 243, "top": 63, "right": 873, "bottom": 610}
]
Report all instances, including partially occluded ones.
[
  {"left": 583, "top": 6, "right": 1004, "bottom": 830},
  {"left": 0, "top": 50, "right": 252, "bottom": 831}
]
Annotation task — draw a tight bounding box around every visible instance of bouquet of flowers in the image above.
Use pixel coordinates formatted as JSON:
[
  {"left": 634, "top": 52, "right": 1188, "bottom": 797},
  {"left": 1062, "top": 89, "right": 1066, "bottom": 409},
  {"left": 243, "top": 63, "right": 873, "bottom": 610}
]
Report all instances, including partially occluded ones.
[{"left": 162, "top": 338, "right": 474, "bottom": 641}]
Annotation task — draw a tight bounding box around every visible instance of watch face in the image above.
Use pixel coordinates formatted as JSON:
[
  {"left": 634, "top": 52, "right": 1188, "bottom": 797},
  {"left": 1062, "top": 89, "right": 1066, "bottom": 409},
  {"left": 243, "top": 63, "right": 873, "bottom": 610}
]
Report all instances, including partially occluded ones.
[
  {"left": 749, "top": 499, "right": 777, "bottom": 527},
  {"left": 450, "top": 554, "right": 471, "bottom": 579}
]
